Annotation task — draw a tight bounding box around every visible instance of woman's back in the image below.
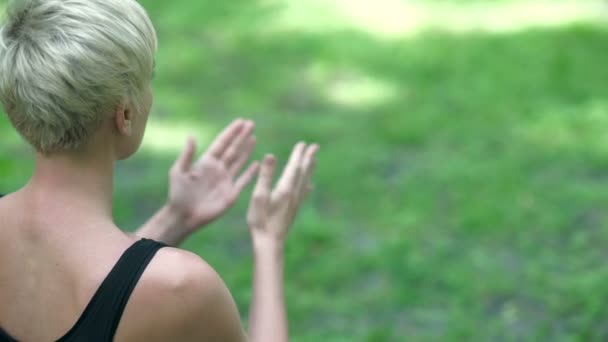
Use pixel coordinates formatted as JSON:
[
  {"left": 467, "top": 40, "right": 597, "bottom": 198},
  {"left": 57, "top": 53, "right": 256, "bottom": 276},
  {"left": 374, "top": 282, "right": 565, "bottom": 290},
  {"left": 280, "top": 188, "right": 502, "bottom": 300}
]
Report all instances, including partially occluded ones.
[{"left": 0, "top": 192, "right": 198, "bottom": 342}]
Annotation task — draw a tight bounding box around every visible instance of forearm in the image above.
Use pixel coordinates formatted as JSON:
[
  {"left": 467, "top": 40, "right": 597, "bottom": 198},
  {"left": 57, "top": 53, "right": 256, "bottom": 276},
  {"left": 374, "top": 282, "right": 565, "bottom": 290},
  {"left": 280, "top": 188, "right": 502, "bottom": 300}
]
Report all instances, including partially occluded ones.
[
  {"left": 135, "top": 205, "right": 191, "bottom": 246},
  {"left": 248, "top": 237, "right": 288, "bottom": 342}
]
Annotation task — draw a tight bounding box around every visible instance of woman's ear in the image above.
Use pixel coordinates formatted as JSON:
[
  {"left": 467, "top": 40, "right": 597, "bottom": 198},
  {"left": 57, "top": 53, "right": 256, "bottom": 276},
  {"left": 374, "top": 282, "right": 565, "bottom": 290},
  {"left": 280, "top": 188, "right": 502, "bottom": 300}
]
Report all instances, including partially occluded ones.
[{"left": 114, "top": 104, "right": 133, "bottom": 136}]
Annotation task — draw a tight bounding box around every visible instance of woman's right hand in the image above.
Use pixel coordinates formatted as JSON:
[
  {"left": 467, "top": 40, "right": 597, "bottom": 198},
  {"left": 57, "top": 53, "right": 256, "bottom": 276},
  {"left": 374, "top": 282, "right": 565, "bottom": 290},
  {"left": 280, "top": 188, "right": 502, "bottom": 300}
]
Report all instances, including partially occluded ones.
[{"left": 247, "top": 142, "right": 319, "bottom": 245}]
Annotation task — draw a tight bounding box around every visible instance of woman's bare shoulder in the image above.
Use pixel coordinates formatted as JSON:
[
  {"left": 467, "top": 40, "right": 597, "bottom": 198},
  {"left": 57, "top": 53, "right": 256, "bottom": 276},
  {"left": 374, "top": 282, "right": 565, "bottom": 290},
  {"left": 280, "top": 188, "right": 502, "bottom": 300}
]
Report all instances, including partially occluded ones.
[
  {"left": 116, "top": 246, "right": 246, "bottom": 342},
  {"left": 141, "top": 246, "right": 219, "bottom": 290}
]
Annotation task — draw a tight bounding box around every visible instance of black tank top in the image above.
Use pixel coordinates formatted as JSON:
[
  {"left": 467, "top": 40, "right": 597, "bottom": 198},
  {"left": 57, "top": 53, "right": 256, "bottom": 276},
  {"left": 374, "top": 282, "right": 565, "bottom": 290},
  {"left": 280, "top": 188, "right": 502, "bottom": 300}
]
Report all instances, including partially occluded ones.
[{"left": 0, "top": 237, "right": 167, "bottom": 342}]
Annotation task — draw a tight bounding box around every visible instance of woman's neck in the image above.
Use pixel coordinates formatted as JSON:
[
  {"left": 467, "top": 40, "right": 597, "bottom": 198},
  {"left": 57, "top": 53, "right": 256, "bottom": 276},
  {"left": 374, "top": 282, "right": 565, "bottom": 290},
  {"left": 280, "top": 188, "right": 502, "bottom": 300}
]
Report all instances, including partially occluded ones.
[{"left": 24, "top": 146, "right": 116, "bottom": 225}]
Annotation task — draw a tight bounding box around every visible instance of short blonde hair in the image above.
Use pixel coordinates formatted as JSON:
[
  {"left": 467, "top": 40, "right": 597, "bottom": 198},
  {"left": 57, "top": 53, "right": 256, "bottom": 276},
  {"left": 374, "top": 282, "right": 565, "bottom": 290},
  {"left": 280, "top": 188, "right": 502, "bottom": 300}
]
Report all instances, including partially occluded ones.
[{"left": 0, "top": 0, "right": 157, "bottom": 154}]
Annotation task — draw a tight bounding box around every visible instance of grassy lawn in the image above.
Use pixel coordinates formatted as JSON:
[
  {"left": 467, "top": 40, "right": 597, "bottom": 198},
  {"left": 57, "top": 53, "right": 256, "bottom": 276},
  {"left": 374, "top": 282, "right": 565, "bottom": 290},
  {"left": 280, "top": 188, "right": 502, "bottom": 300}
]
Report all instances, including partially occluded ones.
[{"left": 1, "top": 0, "right": 608, "bottom": 340}]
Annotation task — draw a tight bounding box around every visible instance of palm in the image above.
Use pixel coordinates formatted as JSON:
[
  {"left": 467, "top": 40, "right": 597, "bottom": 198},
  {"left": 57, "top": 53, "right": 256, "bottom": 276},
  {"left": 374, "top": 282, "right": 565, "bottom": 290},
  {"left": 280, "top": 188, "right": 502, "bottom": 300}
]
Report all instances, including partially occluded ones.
[
  {"left": 247, "top": 143, "right": 319, "bottom": 241},
  {"left": 188, "top": 157, "right": 238, "bottom": 220},
  {"left": 168, "top": 120, "right": 259, "bottom": 231}
]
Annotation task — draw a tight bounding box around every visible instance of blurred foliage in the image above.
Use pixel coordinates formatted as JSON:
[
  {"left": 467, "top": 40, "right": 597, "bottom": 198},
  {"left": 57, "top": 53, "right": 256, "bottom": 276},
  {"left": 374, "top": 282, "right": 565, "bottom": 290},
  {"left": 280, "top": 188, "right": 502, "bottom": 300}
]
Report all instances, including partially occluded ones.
[{"left": 2, "top": 0, "right": 608, "bottom": 341}]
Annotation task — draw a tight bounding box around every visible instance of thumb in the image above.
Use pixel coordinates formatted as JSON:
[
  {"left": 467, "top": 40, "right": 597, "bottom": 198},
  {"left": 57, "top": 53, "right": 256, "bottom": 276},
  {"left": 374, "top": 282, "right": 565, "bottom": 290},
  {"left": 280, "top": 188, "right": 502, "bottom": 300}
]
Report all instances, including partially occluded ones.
[
  {"left": 248, "top": 155, "right": 276, "bottom": 227},
  {"left": 251, "top": 155, "right": 276, "bottom": 204},
  {"left": 173, "top": 137, "right": 196, "bottom": 172}
]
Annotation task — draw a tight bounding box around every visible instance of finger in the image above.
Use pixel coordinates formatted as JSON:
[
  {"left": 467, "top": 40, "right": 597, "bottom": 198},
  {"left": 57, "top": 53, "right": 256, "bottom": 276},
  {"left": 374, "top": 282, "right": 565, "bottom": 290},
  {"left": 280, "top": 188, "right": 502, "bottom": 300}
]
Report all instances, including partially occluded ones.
[
  {"left": 252, "top": 155, "right": 277, "bottom": 205},
  {"left": 300, "top": 144, "right": 320, "bottom": 185},
  {"left": 229, "top": 135, "right": 256, "bottom": 177},
  {"left": 172, "top": 137, "right": 196, "bottom": 173},
  {"left": 223, "top": 121, "right": 255, "bottom": 169},
  {"left": 235, "top": 161, "right": 260, "bottom": 193},
  {"left": 274, "top": 142, "right": 306, "bottom": 196},
  {"left": 296, "top": 144, "right": 319, "bottom": 199},
  {"left": 207, "top": 119, "right": 246, "bottom": 159}
]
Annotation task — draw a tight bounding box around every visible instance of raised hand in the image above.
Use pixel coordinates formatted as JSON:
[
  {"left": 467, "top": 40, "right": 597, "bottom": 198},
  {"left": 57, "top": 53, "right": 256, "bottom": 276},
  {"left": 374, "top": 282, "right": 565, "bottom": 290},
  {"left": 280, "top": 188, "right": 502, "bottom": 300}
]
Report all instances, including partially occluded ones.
[
  {"left": 247, "top": 142, "right": 319, "bottom": 245},
  {"left": 167, "top": 119, "right": 259, "bottom": 233}
]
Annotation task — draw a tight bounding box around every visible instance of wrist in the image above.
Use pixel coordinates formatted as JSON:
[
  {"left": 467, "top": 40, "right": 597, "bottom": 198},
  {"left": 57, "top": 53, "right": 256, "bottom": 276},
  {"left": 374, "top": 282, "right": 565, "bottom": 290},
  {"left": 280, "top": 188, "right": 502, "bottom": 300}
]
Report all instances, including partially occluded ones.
[
  {"left": 139, "top": 204, "right": 191, "bottom": 246},
  {"left": 165, "top": 202, "right": 205, "bottom": 233},
  {"left": 252, "top": 233, "right": 285, "bottom": 255}
]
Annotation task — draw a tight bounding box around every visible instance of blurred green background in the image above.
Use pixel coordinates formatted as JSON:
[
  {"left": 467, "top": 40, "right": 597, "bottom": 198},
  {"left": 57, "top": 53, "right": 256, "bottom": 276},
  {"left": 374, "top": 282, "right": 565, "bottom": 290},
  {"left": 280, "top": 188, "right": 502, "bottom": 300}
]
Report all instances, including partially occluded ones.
[{"left": 2, "top": 0, "right": 608, "bottom": 340}]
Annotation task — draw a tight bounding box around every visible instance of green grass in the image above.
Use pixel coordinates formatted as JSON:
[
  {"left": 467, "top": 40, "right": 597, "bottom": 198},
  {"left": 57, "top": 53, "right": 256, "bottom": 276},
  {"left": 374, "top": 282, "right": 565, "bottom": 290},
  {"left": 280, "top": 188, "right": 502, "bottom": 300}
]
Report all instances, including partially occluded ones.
[{"left": 2, "top": 0, "right": 608, "bottom": 340}]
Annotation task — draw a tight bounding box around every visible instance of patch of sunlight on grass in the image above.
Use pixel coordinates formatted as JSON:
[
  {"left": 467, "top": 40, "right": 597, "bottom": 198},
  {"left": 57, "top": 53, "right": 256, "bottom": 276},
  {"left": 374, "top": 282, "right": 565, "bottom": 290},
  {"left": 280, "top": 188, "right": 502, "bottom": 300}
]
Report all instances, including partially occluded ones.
[
  {"left": 305, "top": 63, "right": 400, "bottom": 109},
  {"left": 142, "top": 119, "right": 214, "bottom": 153},
  {"left": 326, "top": 74, "right": 398, "bottom": 108},
  {"left": 516, "top": 100, "right": 608, "bottom": 154},
  {"left": 268, "top": 0, "right": 606, "bottom": 38}
]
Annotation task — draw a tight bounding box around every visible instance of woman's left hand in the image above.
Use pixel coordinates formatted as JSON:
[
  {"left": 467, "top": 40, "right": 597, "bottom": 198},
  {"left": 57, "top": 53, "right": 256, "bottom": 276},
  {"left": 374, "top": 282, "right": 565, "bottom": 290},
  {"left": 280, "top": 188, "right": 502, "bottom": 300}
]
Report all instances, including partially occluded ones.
[{"left": 167, "top": 119, "right": 259, "bottom": 233}]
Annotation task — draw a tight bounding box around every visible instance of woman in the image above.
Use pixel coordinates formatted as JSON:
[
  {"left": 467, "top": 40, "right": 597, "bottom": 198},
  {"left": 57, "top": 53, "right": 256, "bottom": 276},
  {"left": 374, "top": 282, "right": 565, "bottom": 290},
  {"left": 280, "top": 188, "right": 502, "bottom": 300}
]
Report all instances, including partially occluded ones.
[{"left": 0, "top": 0, "right": 319, "bottom": 341}]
